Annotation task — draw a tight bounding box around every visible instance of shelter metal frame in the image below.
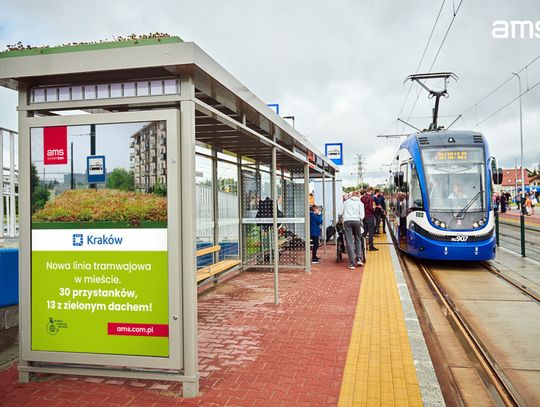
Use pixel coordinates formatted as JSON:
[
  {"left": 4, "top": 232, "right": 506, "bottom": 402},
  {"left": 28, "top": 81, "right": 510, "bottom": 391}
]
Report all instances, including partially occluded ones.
[{"left": 0, "top": 126, "right": 18, "bottom": 239}]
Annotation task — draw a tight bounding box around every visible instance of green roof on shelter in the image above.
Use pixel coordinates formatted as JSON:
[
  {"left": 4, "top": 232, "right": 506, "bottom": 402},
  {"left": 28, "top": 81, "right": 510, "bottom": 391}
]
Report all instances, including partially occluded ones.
[{"left": 0, "top": 35, "right": 183, "bottom": 59}]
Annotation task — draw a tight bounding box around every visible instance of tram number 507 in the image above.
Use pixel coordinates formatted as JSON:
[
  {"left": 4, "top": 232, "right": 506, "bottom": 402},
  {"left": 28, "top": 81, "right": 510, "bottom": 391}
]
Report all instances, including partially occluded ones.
[{"left": 452, "top": 234, "right": 469, "bottom": 242}]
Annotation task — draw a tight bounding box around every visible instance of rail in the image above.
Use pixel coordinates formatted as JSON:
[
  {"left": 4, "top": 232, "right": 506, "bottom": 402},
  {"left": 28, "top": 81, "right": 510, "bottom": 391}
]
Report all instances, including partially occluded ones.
[
  {"left": 402, "top": 257, "right": 521, "bottom": 406},
  {"left": 480, "top": 261, "right": 540, "bottom": 303}
]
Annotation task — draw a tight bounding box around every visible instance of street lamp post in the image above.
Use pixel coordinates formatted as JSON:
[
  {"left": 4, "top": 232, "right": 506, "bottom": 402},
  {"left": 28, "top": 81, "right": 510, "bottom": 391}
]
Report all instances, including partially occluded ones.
[{"left": 512, "top": 72, "right": 526, "bottom": 257}]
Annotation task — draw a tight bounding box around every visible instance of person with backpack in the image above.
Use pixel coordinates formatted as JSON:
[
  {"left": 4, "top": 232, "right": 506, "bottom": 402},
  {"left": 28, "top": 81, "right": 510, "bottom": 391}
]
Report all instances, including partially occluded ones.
[{"left": 361, "top": 187, "right": 378, "bottom": 251}]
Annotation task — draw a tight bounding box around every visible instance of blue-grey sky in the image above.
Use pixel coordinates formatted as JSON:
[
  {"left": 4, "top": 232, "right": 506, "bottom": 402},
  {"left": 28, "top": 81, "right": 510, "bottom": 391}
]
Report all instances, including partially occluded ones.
[{"left": 1, "top": 0, "right": 539, "bottom": 185}]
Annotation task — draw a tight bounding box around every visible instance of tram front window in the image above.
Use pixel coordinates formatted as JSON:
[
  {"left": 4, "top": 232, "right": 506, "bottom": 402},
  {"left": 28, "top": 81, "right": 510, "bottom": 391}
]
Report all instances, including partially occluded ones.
[{"left": 422, "top": 147, "right": 486, "bottom": 213}]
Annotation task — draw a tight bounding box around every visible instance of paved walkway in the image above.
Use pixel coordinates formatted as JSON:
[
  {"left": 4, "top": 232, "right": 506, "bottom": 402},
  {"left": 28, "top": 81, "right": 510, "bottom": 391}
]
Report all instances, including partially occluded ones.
[
  {"left": 0, "top": 247, "right": 363, "bottom": 406},
  {"left": 0, "top": 236, "right": 435, "bottom": 406},
  {"left": 500, "top": 210, "right": 540, "bottom": 226},
  {"left": 338, "top": 236, "right": 423, "bottom": 406}
]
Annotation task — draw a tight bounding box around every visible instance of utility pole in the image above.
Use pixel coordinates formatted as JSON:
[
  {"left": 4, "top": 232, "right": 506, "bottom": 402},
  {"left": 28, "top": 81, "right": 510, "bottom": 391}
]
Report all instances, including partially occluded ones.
[
  {"left": 90, "top": 124, "right": 96, "bottom": 189},
  {"left": 355, "top": 154, "right": 366, "bottom": 188},
  {"left": 70, "top": 142, "right": 75, "bottom": 189},
  {"left": 512, "top": 72, "right": 526, "bottom": 257}
]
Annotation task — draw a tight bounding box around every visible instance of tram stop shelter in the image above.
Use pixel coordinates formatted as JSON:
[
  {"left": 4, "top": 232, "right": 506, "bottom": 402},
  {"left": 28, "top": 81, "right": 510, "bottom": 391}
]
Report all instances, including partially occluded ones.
[{"left": 0, "top": 36, "right": 338, "bottom": 397}]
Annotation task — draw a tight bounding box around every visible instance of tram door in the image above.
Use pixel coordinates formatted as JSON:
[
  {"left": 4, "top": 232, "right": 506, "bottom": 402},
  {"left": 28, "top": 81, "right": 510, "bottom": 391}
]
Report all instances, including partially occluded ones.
[{"left": 397, "top": 161, "right": 409, "bottom": 250}]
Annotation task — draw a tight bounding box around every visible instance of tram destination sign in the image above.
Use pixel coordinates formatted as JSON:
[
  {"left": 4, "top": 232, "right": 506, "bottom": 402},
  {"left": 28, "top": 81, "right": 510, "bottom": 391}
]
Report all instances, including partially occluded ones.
[
  {"left": 436, "top": 150, "right": 468, "bottom": 161},
  {"left": 423, "top": 148, "right": 483, "bottom": 164}
]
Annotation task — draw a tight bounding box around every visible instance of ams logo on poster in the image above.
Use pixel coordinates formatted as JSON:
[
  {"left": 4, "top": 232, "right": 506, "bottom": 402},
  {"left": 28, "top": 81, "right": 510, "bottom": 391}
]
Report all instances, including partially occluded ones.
[
  {"left": 43, "top": 126, "right": 68, "bottom": 165},
  {"left": 46, "top": 148, "right": 65, "bottom": 159}
]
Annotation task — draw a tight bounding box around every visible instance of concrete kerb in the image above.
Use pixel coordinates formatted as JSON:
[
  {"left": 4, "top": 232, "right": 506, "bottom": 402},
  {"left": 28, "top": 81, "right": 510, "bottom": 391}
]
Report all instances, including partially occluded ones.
[{"left": 0, "top": 342, "right": 18, "bottom": 371}]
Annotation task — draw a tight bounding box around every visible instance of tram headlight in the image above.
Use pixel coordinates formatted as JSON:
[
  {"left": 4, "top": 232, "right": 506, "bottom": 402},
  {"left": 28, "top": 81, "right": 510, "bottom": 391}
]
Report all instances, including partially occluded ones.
[
  {"left": 474, "top": 217, "right": 487, "bottom": 228},
  {"left": 431, "top": 217, "right": 446, "bottom": 228}
]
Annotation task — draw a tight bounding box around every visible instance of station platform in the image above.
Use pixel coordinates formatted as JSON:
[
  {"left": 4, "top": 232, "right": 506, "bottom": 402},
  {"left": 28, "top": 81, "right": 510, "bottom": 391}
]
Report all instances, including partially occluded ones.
[
  {"left": 499, "top": 210, "right": 540, "bottom": 226},
  {"left": 0, "top": 235, "right": 443, "bottom": 406}
]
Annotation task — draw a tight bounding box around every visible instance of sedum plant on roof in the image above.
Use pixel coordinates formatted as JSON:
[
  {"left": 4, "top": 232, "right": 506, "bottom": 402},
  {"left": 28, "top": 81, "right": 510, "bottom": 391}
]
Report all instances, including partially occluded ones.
[{"left": 32, "top": 189, "right": 167, "bottom": 226}]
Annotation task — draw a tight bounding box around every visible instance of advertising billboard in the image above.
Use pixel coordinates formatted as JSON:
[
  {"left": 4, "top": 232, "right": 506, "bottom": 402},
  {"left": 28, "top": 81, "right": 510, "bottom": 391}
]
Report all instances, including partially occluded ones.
[{"left": 30, "top": 122, "right": 170, "bottom": 358}]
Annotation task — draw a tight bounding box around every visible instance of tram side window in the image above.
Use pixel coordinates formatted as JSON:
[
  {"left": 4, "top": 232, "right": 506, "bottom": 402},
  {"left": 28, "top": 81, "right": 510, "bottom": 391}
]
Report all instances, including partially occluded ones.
[
  {"left": 408, "top": 165, "right": 423, "bottom": 210},
  {"left": 399, "top": 163, "right": 408, "bottom": 193}
]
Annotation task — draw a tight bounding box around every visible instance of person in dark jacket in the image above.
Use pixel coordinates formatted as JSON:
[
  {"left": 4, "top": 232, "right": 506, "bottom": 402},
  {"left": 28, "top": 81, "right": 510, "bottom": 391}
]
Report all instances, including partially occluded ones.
[
  {"left": 500, "top": 192, "right": 507, "bottom": 213},
  {"left": 361, "top": 187, "right": 378, "bottom": 251},
  {"left": 310, "top": 205, "right": 323, "bottom": 263},
  {"left": 373, "top": 189, "right": 387, "bottom": 235}
]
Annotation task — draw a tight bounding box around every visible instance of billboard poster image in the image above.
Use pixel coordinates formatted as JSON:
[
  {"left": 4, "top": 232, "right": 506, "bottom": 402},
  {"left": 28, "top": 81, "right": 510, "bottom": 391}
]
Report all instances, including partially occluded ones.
[{"left": 30, "top": 122, "right": 170, "bottom": 357}]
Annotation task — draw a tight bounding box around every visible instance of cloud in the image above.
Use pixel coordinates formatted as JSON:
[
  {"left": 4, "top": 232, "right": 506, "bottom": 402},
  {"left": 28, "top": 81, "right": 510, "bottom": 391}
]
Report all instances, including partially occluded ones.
[{"left": 1, "top": 0, "right": 539, "bottom": 181}]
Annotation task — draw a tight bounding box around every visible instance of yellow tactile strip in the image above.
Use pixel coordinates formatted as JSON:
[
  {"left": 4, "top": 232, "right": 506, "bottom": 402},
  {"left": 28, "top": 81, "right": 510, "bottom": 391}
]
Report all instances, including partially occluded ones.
[{"left": 338, "top": 236, "right": 423, "bottom": 406}]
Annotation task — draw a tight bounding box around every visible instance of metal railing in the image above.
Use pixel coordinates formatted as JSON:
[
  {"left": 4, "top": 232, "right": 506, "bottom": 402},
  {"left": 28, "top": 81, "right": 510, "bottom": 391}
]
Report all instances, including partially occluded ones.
[
  {"left": 1, "top": 126, "right": 18, "bottom": 238},
  {"left": 495, "top": 202, "right": 540, "bottom": 262}
]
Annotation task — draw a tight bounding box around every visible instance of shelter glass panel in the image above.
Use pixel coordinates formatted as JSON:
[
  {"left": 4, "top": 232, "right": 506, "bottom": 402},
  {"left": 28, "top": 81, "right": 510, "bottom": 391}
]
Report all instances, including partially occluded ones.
[
  {"left": 279, "top": 167, "right": 307, "bottom": 266},
  {"left": 240, "top": 166, "right": 264, "bottom": 266},
  {"left": 195, "top": 155, "right": 214, "bottom": 253},
  {"left": 217, "top": 160, "right": 239, "bottom": 260}
]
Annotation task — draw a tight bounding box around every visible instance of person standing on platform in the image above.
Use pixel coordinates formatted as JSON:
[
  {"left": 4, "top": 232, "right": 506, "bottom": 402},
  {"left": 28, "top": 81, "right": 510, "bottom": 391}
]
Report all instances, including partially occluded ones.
[
  {"left": 361, "top": 187, "right": 378, "bottom": 251},
  {"left": 310, "top": 205, "right": 323, "bottom": 264},
  {"left": 374, "top": 189, "right": 387, "bottom": 235},
  {"left": 373, "top": 189, "right": 382, "bottom": 236},
  {"left": 500, "top": 192, "right": 507, "bottom": 213},
  {"left": 506, "top": 192, "right": 512, "bottom": 210},
  {"left": 520, "top": 192, "right": 527, "bottom": 215},
  {"left": 340, "top": 190, "right": 365, "bottom": 269},
  {"left": 530, "top": 191, "right": 537, "bottom": 215}
]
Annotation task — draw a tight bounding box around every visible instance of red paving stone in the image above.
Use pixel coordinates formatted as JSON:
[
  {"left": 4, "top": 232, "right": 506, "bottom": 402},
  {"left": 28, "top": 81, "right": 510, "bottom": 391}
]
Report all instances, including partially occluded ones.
[{"left": 0, "top": 248, "right": 362, "bottom": 406}]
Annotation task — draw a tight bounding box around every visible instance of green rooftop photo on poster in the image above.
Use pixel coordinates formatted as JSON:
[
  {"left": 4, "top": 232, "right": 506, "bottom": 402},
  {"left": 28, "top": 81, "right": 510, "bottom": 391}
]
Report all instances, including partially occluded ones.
[{"left": 32, "top": 189, "right": 167, "bottom": 229}]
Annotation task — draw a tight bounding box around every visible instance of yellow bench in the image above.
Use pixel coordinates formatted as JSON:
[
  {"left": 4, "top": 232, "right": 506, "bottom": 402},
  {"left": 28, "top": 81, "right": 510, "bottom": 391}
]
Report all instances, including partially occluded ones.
[{"left": 196, "top": 245, "right": 241, "bottom": 283}]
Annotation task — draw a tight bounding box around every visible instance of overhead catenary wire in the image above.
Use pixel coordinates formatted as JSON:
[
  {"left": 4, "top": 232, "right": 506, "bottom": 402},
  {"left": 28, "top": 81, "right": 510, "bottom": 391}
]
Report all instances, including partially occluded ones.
[
  {"left": 427, "top": 0, "right": 464, "bottom": 73},
  {"left": 395, "top": 0, "right": 447, "bottom": 120},
  {"left": 403, "top": 0, "right": 465, "bottom": 129},
  {"left": 473, "top": 79, "right": 540, "bottom": 127},
  {"left": 456, "top": 54, "right": 540, "bottom": 119}
]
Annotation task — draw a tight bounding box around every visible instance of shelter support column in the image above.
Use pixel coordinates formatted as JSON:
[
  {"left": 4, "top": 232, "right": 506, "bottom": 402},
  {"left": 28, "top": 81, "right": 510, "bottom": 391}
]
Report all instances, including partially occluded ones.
[
  {"left": 322, "top": 173, "right": 326, "bottom": 255},
  {"left": 0, "top": 129, "right": 3, "bottom": 238},
  {"left": 271, "top": 146, "right": 279, "bottom": 304},
  {"left": 18, "top": 85, "right": 31, "bottom": 383},
  {"left": 237, "top": 155, "right": 243, "bottom": 267},
  {"left": 179, "top": 97, "right": 199, "bottom": 398},
  {"left": 304, "top": 164, "right": 311, "bottom": 272},
  {"left": 212, "top": 148, "right": 219, "bottom": 263},
  {"left": 9, "top": 131, "right": 16, "bottom": 237},
  {"left": 332, "top": 177, "right": 337, "bottom": 244}
]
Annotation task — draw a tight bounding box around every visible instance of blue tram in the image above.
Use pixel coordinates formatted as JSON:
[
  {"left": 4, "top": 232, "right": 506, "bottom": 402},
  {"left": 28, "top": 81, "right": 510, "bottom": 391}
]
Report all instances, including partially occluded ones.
[{"left": 388, "top": 130, "right": 502, "bottom": 261}]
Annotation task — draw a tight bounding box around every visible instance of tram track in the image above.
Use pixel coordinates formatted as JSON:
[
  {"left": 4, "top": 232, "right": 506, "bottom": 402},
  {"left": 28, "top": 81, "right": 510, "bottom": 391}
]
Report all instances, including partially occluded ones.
[
  {"left": 480, "top": 262, "right": 540, "bottom": 304},
  {"left": 410, "top": 259, "right": 522, "bottom": 406},
  {"left": 394, "top": 247, "right": 540, "bottom": 406}
]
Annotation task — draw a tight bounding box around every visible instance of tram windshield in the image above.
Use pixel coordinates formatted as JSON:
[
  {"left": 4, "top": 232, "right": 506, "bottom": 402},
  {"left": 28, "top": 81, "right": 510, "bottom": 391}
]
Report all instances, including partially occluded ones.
[{"left": 421, "top": 147, "right": 486, "bottom": 213}]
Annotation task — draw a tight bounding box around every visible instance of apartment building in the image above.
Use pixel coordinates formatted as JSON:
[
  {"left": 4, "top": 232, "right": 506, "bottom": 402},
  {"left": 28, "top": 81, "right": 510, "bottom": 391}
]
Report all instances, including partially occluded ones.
[{"left": 130, "top": 121, "right": 167, "bottom": 192}]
